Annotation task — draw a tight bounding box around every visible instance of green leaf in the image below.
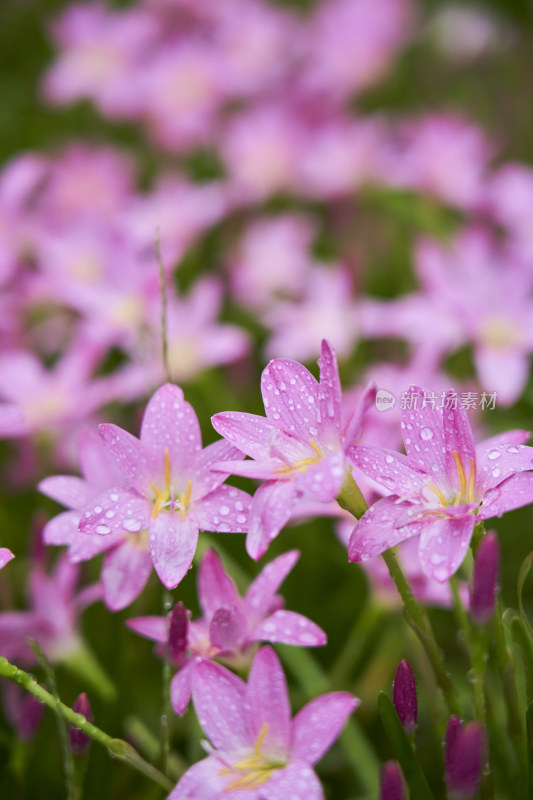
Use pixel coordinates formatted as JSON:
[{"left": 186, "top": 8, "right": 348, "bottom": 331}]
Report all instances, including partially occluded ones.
[
  {"left": 527, "top": 703, "right": 533, "bottom": 800},
  {"left": 509, "top": 614, "right": 533, "bottom": 702},
  {"left": 517, "top": 552, "right": 533, "bottom": 638},
  {"left": 378, "top": 691, "right": 435, "bottom": 800}
]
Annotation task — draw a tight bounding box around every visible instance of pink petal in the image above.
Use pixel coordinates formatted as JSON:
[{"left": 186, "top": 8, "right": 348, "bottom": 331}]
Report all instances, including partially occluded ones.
[
  {"left": 210, "top": 606, "right": 246, "bottom": 652},
  {"left": 168, "top": 756, "right": 229, "bottom": 800},
  {"left": 418, "top": 516, "right": 475, "bottom": 582},
  {"left": 475, "top": 347, "right": 529, "bottom": 406},
  {"left": 295, "top": 450, "right": 346, "bottom": 502},
  {"left": 210, "top": 458, "right": 278, "bottom": 481},
  {"left": 192, "top": 660, "right": 249, "bottom": 750},
  {"left": 126, "top": 616, "right": 167, "bottom": 643},
  {"left": 0, "top": 548, "right": 14, "bottom": 569},
  {"left": 261, "top": 358, "right": 319, "bottom": 441},
  {"left": 349, "top": 446, "right": 423, "bottom": 497},
  {"left": 78, "top": 428, "right": 124, "bottom": 489},
  {"left": 42, "top": 510, "right": 79, "bottom": 546},
  {"left": 343, "top": 382, "right": 377, "bottom": 452},
  {"left": 442, "top": 395, "right": 476, "bottom": 487},
  {"left": 400, "top": 394, "right": 447, "bottom": 475},
  {"left": 261, "top": 761, "right": 324, "bottom": 800},
  {"left": 189, "top": 439, "right": 245, "bottom": 498},
  {"left": 38, "top": 475, "right": 92, "bottom": 510},
  {"left": 291, "top": 692, "right": 359, "bottom": 765},
  {"left": 99, "top": 424, "right": 151, "bottom": 492},
  {"left": 0, "top": 402, "right": 28, "bottom": 436},
  {"left": 479, "top": 472, "right": 533, "bottom": 519},
  {"left": 245, "top": 647, "right": 291, "bottom": 758},
  {"left": 211, "top": 411, "right": 283, "bottom": 461},
  {"left": 198, "top": 549, "right": 240, "bottom": 619},
  {"left": 348, "top": 497, "right": 421, "bottom": 562},
  {"left": 244, "top": 550, "right": 300, "bottom": 625},
  {"left": 193, "top": 485, "right": 251, "bottom": 534},
  {"left": 102, "top": 541, "right": 152, "bottom": 611},
  {"left": 476, "top": 442, "right": 533, "bottom": 492},
  {"left": 317, "top": 339, "right": 342, "bottom": 446},
  {"left": 69, "top": 531, "right": 119, "bottom": 562},
  {"left": 247, "top": 481, "right": 299, "bottom": 560},
  {"left": 140, "top": 383, "right": 202, "bottom": 473},
  {"left": 78, "top": 488, "right": 149, "bottom": 537},
  {"left": 250, "top": 610, "right": 326, "bottom": 647},
  {"left": 170, "top": 658, "right": 198, "bottom": 716},
  {"left": 478, "top": 430, "right": 530, "bottom": 449},
  {"left": 149, "top": 513, "right": 198, "bottom": 590}
]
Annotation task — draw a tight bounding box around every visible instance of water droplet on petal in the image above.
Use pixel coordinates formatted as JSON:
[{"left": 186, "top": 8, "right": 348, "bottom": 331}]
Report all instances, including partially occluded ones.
[
  {"left": 488, "top": 450, "right": 501, "bottom": 461},
  {"left": 385, "top": 454, "right": 394, "bottom": 464},
  {"left": 507, "top": 445, "right": 519, "bottom": 454},
  {"left": 420, "top": 427, "right": 434, "bottom": 441},
  {"left": 95, "top": 524, "right": 110, "bottom": 535},
  {"left": 492, "top": 467, "right": 501, "bottom": 478},
  {"left": 378, "top": 475, "right": 396, "bottom": 491},
  {"left": 123, "top": 518, "right": 141, "bottom": 532}
]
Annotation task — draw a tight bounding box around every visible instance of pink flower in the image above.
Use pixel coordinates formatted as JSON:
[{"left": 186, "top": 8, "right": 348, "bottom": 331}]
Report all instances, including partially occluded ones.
[
  {"left": 78, "top": 384, "right": 251, "bottom": 589},
  {"left": 0, "top": 548, "right": 14, "bottom": 569},
  {"left": 168, "top": 646, "right": 358, "bottom": 799},
  {"left": 348, "top": 387, "right": 533, "bottom": 581},
  {"left": 128, "top": 548, "right": 326, "bottom": 714},
  {"left": 212, "top": 340, "right": 356, "bottom": 559}
]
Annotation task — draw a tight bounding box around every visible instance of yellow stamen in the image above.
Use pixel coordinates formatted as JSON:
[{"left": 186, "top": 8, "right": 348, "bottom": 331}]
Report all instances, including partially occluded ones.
[
  {"left": 151, "top": 448, "right": 173, "bottom": 518},
  {"left": 164, "top": 448, "right": 172, "bottom": 492},
  {"left": 274, "top": 438, "right": 322, "bottom": 478},
  {"left": 178, "top": 479, "right": 192, "bottom": 520},
  {"left": 467, "top": 457, "right": 476, "bottom": 502},
  {"left": 428, "top": 483, "right": 447, "bottom": 507},
  {"left": 219, "top": 723, "right": 278, "bottom": 793},
  {"left": 453, "top": 450, "right": 467, "bottom": 499}
]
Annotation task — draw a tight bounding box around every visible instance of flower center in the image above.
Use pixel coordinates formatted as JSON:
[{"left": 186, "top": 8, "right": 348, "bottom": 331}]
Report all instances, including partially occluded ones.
[
  {"left": 427, "top": 450, "right": 476, "bottom": 509},
  {"left": 219, "top": 723, "right": 282, "bottom": 792},
  {"left": 150, "top": 448, "right": 192, "bottom": 519},
  {"left": 274, "top": 438, "right": 322, "bottom": 478}
]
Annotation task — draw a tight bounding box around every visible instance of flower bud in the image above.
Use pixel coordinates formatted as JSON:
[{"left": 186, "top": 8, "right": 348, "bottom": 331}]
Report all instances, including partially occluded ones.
[
  {"left": 393, "top": 659, "right": 417, "bottom": 734},
  {"left": 380, "top": 760, "right": 405, "bottom": 800},
  {"left": 471, "top": 532, "right": 499, "bottom": 625},
  {"left": 168, "top": 601, "right": 188, "bottom": 668},
  {"left": 70, "top": 693, "right": 93, "bottom": 755},
  {"left": 445, "top": 716, "right": 484, "bottom": 799}
]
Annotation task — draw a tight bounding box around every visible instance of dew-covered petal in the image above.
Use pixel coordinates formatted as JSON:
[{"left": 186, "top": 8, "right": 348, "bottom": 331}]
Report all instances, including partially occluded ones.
[
  {"left": 479, "top": 472, "right": 533, "bottom": 519},
  {"left": 261, "top": 358, "right": 320, "bottom": 441},
  {"left": 250, "top": 610, "right": 326, "bottom": 647},
  {"left": 126, "top": 615, "right": 167, "bottom": 643},
  {"left": 400, "top": 393, "right": 447, "bottom": 475},
  {"left": 243, "top": 550, "right": 299, "bottom": 625},
  {"left": 245, "top": 646, "right": 291, "bottom": 758},
  {"left": 478, "top": 430, "right": 530, "bottom": 449},
  {"left": 475, "top": 347, "right": 529, "bottom": 407},
  {"left": 343, "top": 382, "right": 377, "bottom": 452},
  {"left": 349, "top": 446, "right": 424, "bottom": 497},
  {"left": 261, "top": 761, "right": 324, "bottom": 800},
  {"left": 198, "top": 549, "right": 240, "bottom": 620},
  {"left": 476, "top": 442, "right": 533, "bottom": 492},
  {"left": 418, "top": 516, "right": 475, "bottom": 582},
  {"left": 194, "top": 485, "right": 251, "bottom": 534},
  {"left": 442, "top": 395, "right": 476, "bottom": 489},
  {"left": 69, "top": 530, "right": 119, "bottom": 562},
  {"left": 291, "top": 692, "right": 359, "bottom": 765},
  {"left": 210, "top": 606, "right": 246, "bottom": 652},
  {"left": 209, "top": 458, "right": 278, "bottom": 481},
  {"left": 38, "top": 475, "right": 92, "bottom": 511},
  {"left": 78, "top": 428, "right": 124, "bottom": 490},
  {"left": 317, "top": 339, "right": 342, "bottom": 445},
  {"left": 102, "top": 540, "right": 152, "bottom": 611},
  {"left": 170, "top": 658, "right": 197, "bottom": 716},
  {"left": 189, "top": 439, "right": 245, "bottom": 499},
  {"left": 149, "top": 513, "right": 198, "bottom": 590},
  {"left": 140, "top": 383, "right": 201, "bottom": 473},
  {"left": 348, "top": 497, "right": 420, "bottom": 562},
  {"left": 42, "top": 510, "right": 79, "bottom": 546},
  {"left": 0, "top": 548, "right": 14, "bottom": 569},
  {"left": 211, "top": 411, "right": 282, "bottom": 461},
  {"left": 167, "top": 756, "right": 232, "bottom": 800},
  {"left": 78, "top": 488, "right": 149, "bottom": 537},
  {"left": 247, "top": 481, "right": 300, "bottom": 561},
  {"left": 192, "top": 660, "right": 248, "bottom": 750},
  {"left": 295, "top": 450, "right": 346, "bottom": 503},
  {"left": 98, "top": 424, "right": 151, "bottom": 492}
]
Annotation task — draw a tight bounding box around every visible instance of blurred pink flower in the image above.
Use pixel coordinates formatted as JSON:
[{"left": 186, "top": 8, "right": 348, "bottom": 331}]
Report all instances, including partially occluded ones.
[
  {"left": 168, "top": 646, "right": 358, "bottom": 798},
  {"left": 0, "top": 549, "right": 14, "bottom": 569}
]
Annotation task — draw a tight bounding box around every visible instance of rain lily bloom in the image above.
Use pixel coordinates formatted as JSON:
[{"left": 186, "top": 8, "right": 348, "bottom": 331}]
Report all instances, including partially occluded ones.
[
  {"left": 78, "top": 384, "right": 251, "bottom": 589},
  {"left": 0, "top": 548, "right": 14, "bottom": 569},
  {"left": 168, "top": 646, "right": 358, "bottom": 799},
  {"left": 348, "top": 387, "right": 533, "bottom": 581},
  {"left": 127, "top": 548, "right": 326, "bottom": 714},
  {"left": 212, "top": 340, "right": 361, "bottom": 559},
  {"left": 40, "top": 429, "right": 153, "bottom": 611}
]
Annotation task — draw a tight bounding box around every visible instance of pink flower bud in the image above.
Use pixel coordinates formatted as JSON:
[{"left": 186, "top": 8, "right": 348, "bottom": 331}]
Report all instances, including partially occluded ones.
[
  {"left": 471, "top": 532, "right": 499, "bottom": 625},
  {"left": 168, "top": 601, "right": 188, "bottom": 668},
  {"left": 380, "top": 760, "right": 405, "bottom": 800},
  {"left": 70, "top": 693, "right": 93, "bottom": 755},
  {"left": 445, "top": 716, "right": 485, "bottom": 799},
  {"left": 393, "top": 659, "right": 417, "bottom": 733}
]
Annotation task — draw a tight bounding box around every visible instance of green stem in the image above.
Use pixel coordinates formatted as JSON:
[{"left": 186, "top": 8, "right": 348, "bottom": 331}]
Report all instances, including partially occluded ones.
[
  {"left": 329, "top": 603, "right": 386, "bottom": 687},
  {"left": 161, "top": 590, "right": 173, "bottom": 778},
  {"left": 0, "top": 656, "right": 173, "bottom": 793}
]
